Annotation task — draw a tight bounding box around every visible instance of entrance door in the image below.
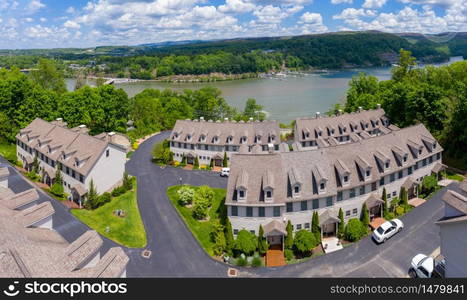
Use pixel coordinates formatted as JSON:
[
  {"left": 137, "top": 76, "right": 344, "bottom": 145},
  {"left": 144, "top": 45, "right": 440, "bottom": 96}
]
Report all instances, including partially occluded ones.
[{"left": 267, "top": 235, "right": 282, "bottom": 245}]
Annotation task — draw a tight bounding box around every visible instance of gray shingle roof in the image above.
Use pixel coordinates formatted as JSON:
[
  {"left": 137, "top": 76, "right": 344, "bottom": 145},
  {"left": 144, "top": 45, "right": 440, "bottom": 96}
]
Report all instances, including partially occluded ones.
[
  {"left": 0, "top": 167, "right": 9, "bottom": 179},
  {"left": 226, "top": 124, "right": 442, "bottom": 205}
]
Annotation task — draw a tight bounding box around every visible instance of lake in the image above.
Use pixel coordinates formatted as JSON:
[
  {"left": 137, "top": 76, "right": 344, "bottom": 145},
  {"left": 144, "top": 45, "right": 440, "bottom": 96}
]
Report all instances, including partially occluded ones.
[{"left": 66, "top": 57, "right": 463, "bottom": 124}]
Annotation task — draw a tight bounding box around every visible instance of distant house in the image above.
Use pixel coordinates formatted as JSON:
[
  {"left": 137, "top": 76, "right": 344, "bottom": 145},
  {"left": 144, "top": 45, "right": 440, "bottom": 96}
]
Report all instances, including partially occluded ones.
[
  {"left": 436, "top": 180, "right": 467, "bottom": 277},
  {"left": 226, "top": 122, "right": 443, "bottom": 247},
  {"left": 16, "top": 118, "right": 127, "bottom": 206},
  {"left": 294, "top": 106, "right": 393, "bottom": 150},
  {"left": 170, "top": 118, "right": 281, "bottom": 167},
  {"left": 0, "top": 186, "right": 129, "bottom": 277}
]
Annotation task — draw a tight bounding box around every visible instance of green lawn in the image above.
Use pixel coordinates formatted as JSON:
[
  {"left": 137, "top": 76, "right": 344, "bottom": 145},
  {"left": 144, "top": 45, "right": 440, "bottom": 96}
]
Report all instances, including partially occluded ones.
[
  {"left": 71, "top": 181, "right": 147, "bottom": 248},
  {"left": 445, "top": 171, "right": 464, "bottom": 182},
  {"left": 167, "top": 185, "right": 226, "bottom": 256},
  {"left": 0, "top": 140, "right": 16, "bottom": 163}
]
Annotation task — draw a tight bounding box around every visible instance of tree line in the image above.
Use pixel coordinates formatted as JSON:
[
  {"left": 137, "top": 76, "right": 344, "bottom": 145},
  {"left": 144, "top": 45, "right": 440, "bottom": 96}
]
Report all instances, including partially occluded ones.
[
  {"left": 342, "top": 49, "right": 466, "bottom": 169},
  {"left": 0, "top": 59, "right": 266, "bottom": 145}
]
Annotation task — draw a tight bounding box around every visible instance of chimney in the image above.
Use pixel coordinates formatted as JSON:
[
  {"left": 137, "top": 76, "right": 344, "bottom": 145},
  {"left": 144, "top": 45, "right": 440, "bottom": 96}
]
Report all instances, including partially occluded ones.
[
  {"left": 376, "top": 103, "right": 381, "bottom": 109},
  {"left": 316, "top": 112, "right": 321, "bottom": 118},
  {"left": 358, "top": 106, "right": 363, "bottom": 112}
]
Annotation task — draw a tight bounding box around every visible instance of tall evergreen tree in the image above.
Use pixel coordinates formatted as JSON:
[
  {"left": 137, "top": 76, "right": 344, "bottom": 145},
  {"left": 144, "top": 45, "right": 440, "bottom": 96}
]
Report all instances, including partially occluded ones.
[
  {"left": 338, "top": 208, "right": 345, "bottom": 239},
  {"left": 382, "top": 187, "right": 388, "bottom": 218},
  {"left": 224, "top": 217, "right": 234, "bottom": 255},
  {"left": 223, "top": 152, "right": 228, "bottom": 167},
  {"left": 54, "top": 164, "right": 62, "bottom": 185},
  {"left": 258, "top": 225, "right": 269, "bottom": 255},
  {"left": 85, "top": 179, "right": 98, "bottom": 209},
  {"left": 311, "top": 211, "right": 321, "bottom": 243},
  {"left": 361, "top": 203, "right": 370, "bottom": 229},
  {"left": 285, "top": 220, "right": 294, "bottom": 250},
  {"left": 400, "top": 187, "right": 408, "bottom": 206}
]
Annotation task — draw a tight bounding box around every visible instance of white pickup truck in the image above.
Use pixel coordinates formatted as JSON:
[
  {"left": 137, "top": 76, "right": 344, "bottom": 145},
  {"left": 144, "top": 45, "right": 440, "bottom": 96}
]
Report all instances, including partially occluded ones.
[{"left": 410, "top": 253, "right": 446, "bottom": 278}]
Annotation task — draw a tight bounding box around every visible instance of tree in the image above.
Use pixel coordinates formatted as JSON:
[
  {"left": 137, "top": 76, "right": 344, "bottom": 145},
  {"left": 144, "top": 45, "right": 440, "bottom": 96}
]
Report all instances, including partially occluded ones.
[
  {"left": 194, "top": 156, "right": 199, "bottom": 169},
  {"left": 96, "top": 77, "right": 106, "bottom": 87},
  {"left": 422, "top": 175, "right": 438, "bottom": 195},
  {"left": 285, "top": 220, "right": 294, "bottom": 250},
  {"left": 360, "top": 203, "right": 370, "bottom": 229},
  {"left": 344, "top": 219, "right": 367, "bottom": 242},
  {"left": 85, "top": 179, "right": 98, "bottom": 209},
  {"left": 50, "top": 182, "right": 64, "bottom": 197},
  {"left": 392, "top": 49, "right": 416, "bottom": 82},
  {"left": 233, "top": 229, "right": 257, "bottom": 256},
  {"left": 211, "top": 222, "right": 226, "bottom": 256},
  {"left": 222, "top": 152, "right": 228, "bottom": 167},
  {"left": 311, "top": 211, "right": 321, "bottom": 243},
  {"left": 30, "top": 58, "right": 66, "bottom": 93},
  {"left": 257, "top": 225, "right": 269, "bottom": 255},
  {"left": 152, "top": 140, "right": 172, "bottom": 164},
  {"left": 194, "top": 185, "right": 214, "bottom": 207},
  {"left": 54, "top": 164, "right": 63, "bottom": 185},
  {"left": 32, "top": 156, "right": 39, "bottom": 174},
  {"left": 75, "top": 71, "right": 87, "bottom": 90},
  {"left": 177, "top": 185, "right": 195, "bottom": 206},
  {"left": 242, "top": 98, "right": 265, "bottom": 120},
  {"left": 338, "top": 208, "right": 345, "bottom": 239},
  {"left": 382, "top": 187, "right": 388, "bottom": 218},
  {"left": 122, "top": 172, "right": 132, "bottom": 191},
  {"left": 224, "top": 217, "right": 234, "bottom": 255},
  {"left": 400, "top": 187, "right": 408, "bottom": 206},
  {"left": 293, "top": 229, "right": 317, "bottom": 256}
]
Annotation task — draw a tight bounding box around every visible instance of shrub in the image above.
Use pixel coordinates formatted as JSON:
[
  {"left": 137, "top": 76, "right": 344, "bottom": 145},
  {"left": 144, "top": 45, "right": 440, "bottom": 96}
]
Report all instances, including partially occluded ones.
[
  {"left": 344, "top": 218, "right": 368, "bottom": 242},
  {"left": 257, "top": 225, "right": 269, "bottom": 255},
  {"left": 111, "top": 186, "right": 126, "bottom": 197},
  {"left": 122, "top": 172, "right": 133, "bottom": 191},
  {"left": 284, "top": 249, "right": 294, "bottom": 261},
  {"left": 132, "top": 142, "right": 139, "bottom": 150},
  {"left": 395, "top": 206, "right": 405, "bottom": 216},
  {"left": 293, "top": 230, "right": 317, "bottom": 256},
  {"left": 360, "top": 203, "right": 370, "bottom": 228},
  {"left": 194, "top": 185, "right": 214, "bottom": 207},
  {"left": 223, "top": 152, "right": 228, "bottom": 167},
  {"left": 192, "top": 198, "right": 209, "bottom": 220},
  {"left": 311, "top": 211, "right": 321, "bottom": 243},
  {"left": 152, "top": 140, "right": 172, "bottom": 164},
  {"left": 50, "top": 182, "right": 64, "bottom": 197},
  {"left": 211, "top": 222, "right": 226, "bottom": 256},
  {"left": 99, "top": 192, "right": 112, "bottom": 205},
  {"left": 285, "top": 220, "right": 294, "bottom": 250},
  {"left": 338, "top": 208, "right": 345, "bottom": 239},
  {"left": 194, "top": 156, "right": 199, "bottom": 169},
  {"left": 251, "top": 256, "right": 262, "bottom": 267},
  {"left": 236, "top": 257, "right": 247, "bottom": 267},
  {"left": 233, "top": 230, "right": 257, "bottom": 256},
  {"left": 422, "top": 175, "right": 438, "bottom": 194},
  {"left": 177, "top": 186, "right": 195, "bottom": 206},
  {"left": 224, "top": 218, "right": 234, "bottom": 255}
]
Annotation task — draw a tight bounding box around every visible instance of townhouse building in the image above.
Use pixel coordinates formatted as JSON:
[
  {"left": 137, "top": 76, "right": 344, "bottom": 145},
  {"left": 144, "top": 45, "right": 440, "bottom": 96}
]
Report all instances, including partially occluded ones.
[
  {"left": 294, "top": 106, "right": 393, "bottom": 150},
  {"left": 170, "top": 118, "right": 281, "bottom": 166},
  {"left": 16, "top": 118, "right": 126, "bottom": 206},
  {"left": 436, "top": 180, "right": 467, "bottom": 277},
  {"left": 225, "top": 123, "right": 444, "bottom": 245}
]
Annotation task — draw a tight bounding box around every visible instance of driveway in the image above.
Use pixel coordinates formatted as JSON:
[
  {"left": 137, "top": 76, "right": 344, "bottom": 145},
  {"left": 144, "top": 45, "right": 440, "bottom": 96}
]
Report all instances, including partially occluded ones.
[{"left": 1, "top": 132, "right": 455, "bottom": 277}]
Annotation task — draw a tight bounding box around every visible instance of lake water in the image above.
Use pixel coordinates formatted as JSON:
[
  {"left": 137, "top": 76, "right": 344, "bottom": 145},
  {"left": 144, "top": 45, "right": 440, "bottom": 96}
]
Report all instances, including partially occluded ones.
[{"left": 66, "top": 56, "right": 463, "bottom": 123}]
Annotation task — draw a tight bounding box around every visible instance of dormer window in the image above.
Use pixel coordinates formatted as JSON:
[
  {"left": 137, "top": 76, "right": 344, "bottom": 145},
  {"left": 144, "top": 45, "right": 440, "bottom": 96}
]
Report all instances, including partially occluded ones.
[
  {"left": 385, "top": 161, "right": 390, "bottom": 169},
  {"left": 294, "top": 185, "right": 300, "bottom": 194},
  {"left": 318, "top": 131, "right": 322, "bottom": 137},
  {"left": 186, "top": 134, "right": 192, "bottom": 141},
  {"left": 256, "top": 135, "right": 261, "bottom": 143},
  {"left": 238, "top": 189, "right": 246, "bottom": 199},
  {"left": 343, "top": 175, "right": 349, "bottom": 183},
  {"left": 240, "top": 136, "right": 247, "bottom": 144},
  {"left": 227, "top": 136, "right": 233, "bottom": 143},
  {"left": 305, "top": 132, "right": 310, "bottom": 138},
  {"left": 403, "top": 155, "right": 408, "bottom": 163},
  {"left": 418, "top": 149, "right": 422, "bottom": 155},
  {"left": 213, "top": 136, "right": 219, "bottom": 143},
  {"left": 365, "top": 124, "right": 369, "bottom": 129},
  {"left": 270, "top": 135, "right": 275, "bottom": 142},
  {"left": 366, "top": 170, "right": 371, "bottom": 177},
  {"left": 265, "top": 189, "right": 273, "bottom": 199},
  {"left": 200, "top": 135, "right": 206, "bottom": 142},
  {"left": 433, "top": 142, "right": 436, "bottom": 149},
  {"left": 320, "top": 182, "right": 325, "bottom": 190},
  {"left": 343, "top": 128, "right": 347, "bottom": 132}
]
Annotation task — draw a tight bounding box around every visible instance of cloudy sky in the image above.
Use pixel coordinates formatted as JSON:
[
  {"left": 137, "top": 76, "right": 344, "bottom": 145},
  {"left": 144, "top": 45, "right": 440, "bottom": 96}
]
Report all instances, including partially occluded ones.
[{"left": 0, "top": 0, "right": 465, "bottom": 49}]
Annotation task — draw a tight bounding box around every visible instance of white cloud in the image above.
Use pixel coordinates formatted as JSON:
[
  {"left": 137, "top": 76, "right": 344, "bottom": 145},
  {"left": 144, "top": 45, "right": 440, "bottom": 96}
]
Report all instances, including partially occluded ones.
[
  {"left": 333, "top": 8, "right": 377, "bottom": 19},
  {"left": 25, "top": 0, "right": 45, "bottom": 15},
  {"left": 39, "top": 17, "right": 46, "bottom": 22},
  {"left": 66, "top": 6, "right": 76, "bottom": 14},
  {"left": 218, "top": 0, "right": 256, "bottom": 13},
  {"left": 253, "top": 5, "right": 290, "bottom": 23},
  {"left": 64, "top": 20, "right": 81, "bottom": 30},
  {"left": 362, "top": 0, "right": 387, "bottom": 9},
  {"left": 331, "top": 0, "right": 353, "bottom": 4},
  {"left": 299, "top": 12, "right": 328, "bottom": 33}
]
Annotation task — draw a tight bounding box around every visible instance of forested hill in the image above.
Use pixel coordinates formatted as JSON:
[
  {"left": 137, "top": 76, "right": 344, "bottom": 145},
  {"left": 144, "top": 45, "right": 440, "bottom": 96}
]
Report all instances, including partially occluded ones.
[{"left": 0, "top": 31, "right": 465, "bottom": 79}]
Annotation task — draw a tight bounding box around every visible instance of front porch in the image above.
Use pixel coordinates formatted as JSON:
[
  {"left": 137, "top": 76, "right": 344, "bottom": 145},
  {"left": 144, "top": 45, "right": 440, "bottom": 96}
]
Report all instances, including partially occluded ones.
[
  {"left": 401, "top": 177, "right": 420, "bottom": 199},
  {"left": 70, "top": 185, "right": 87, "bottom": 208},
  {"left": 365, "top": 194, "right": 384, "bottom": 220},
  {"left": 263, "top": 220, "right": 287, "bottom": 267},
  {"left": 319, "top": 210, "right": 343, "bottom": 253}
]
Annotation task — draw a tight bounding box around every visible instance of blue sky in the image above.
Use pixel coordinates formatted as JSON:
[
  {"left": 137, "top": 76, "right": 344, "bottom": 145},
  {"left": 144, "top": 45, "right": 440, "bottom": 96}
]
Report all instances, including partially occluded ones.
[{"left": 0, "top": 0, "right": 465, "bottom": 49}]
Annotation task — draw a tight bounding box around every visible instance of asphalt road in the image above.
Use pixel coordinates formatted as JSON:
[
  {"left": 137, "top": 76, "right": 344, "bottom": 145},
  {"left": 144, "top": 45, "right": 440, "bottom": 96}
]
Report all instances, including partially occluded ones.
[{"left": 1, "top": 131, "right": 456, "bottom": 277}]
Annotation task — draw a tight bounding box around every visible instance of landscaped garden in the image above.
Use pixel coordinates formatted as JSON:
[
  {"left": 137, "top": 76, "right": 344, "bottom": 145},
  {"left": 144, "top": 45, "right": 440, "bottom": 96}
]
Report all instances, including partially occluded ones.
[{"left": 71, "top": 178, "right": 147, "bottom": 248}]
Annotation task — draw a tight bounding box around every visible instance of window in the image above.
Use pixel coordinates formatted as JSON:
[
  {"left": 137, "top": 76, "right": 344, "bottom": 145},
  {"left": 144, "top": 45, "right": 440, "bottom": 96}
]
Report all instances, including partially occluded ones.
[
  {"left": 296, "top": 224, "right": 302, "bottom": 230},
  {"left": 258, "top": 207, "right": 265, "bottom": 217},
  {"left": 352, "top": 208, "right": 358, "bottom": 215},
  {"left": 403, "top": 155, "right": 408, "bottom": 163},
  {"left": 398, "top": 171, "right": 403, "bottom": 179},
  {"left": 387, "top": 193, "right": 391, "bottom": 199},
  {"left": 349, "top": 188, "right": 356, "bottom": 198},
  {"left": 320, "top": 182, "right": 325, "bottom": 190},
  {"left": 345, "top": 210, "right": 351, "bottom": 217},
  {"left": 422, "top": 159, "right": 427, "bottom": 167},
  {"left": 301, "top": 201, "right": 307, "bottom": 211},
  {"left": 286, "top": 202, "right": 293, "bottom": 212},
  {"left": 273, "top": 207, "right": 280, "bottom": 217},
  {"left": 266, "top": 190, "right": 272, "bottom": 198},
  {"left": 106, "top": 149, "right": 110, "bottom": 157},
  {"left": 379, "top": 177, "right": 385, "bottom": 186},
  {"left": 238, "top": 190, "right": 245, "bottom": 199},
  {"left": 304, "top": 223, "right": 310, "bottom": 229},
  {"left": 390, "top": 173, "right": 395, "bottom": 182},
  {"left": 385, "top": 162, "right": 390, "bottom": 169},
  {"left": 366, "top": 170, "right": 371, "bottom": 177},
  {"left": 326, "top": 197, "right": 333, "bottom": 207},
  {"left": 359, "top": 185, "right": 365, "bottom": 195},
  {"left": 312, "top": 199, "right": 319, "bottom": 209},
  {"left": 343, "top": 175, "right": 348, "bottom": 183},
  {"left": 414, "top": 162, "right": 419, "bottom": 170},
  {"left": 392, "top": 191, "right": 396, "bottom": 197},
  {"left": 436, "top": 153, "right": 441, "bottom": 160},
  {"left": 231, "top": 206, "right": 238, "bottom": 216},
  {"left": 246, "top": 207, "right": 253, "bottom": 217},
  {"left": 233, "top": 229, "right": 239, "bottom": 235},
  {"left": 294, "top": 185, "right": 300, "bottom": 194},
  {"left": 429, "top": 156, "right": 433, "bottom": 164},
  {"left": 250, "top": 230, "right": 255, "bottom": 235},
  {"left": 408, "top": 167, "right": 413, "bottom": 175},
  {"left": 419, "top": 149, "right": 422, "bottom": 155},
  {"left": 79, "top": 174, "right": 84, "bottom": 183},
  {"left": 337, "top": 191, "right": 343, "bottom": 201}
]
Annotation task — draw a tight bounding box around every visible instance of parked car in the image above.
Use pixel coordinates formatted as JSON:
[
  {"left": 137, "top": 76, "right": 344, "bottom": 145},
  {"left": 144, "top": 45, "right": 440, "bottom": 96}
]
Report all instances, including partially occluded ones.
[
  {"left": 220, "top": 168, "right": 230, "bottom": 177},
  {"left": 372, "top": 219, "right": 404, "bottom": 243},
  {"left": 410, "top": 254, "right": 445, "bottom": 278}
]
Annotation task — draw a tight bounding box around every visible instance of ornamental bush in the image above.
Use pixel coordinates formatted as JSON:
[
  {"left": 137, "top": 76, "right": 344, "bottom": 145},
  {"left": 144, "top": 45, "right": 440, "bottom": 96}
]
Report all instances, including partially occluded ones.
[
  {"left": 251, "top": 256, "right": 262, "bottom": 267},
  {"left": 344, "top": 218, "right": 368, "bottom": 242},
  {"left": 233, "top": 230, "right": 257, "bottom": 256},
  {"left": 192, "top": 197, "right": 209, "bottom": 220},
  {"left": 50, "top": 182, "right": 64, "bottom": 197},
  {"left": 177, "top": 186, "right": 195, "bottom": 206},
  {"left": 284, "top": 249, "right": 294, "bottom": 261},
  {"left": 194, "top": 185, "right": 214, "bottom": 207},
  {"left": 293, "top": 229, "right": 317, "bottom": 256}
]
